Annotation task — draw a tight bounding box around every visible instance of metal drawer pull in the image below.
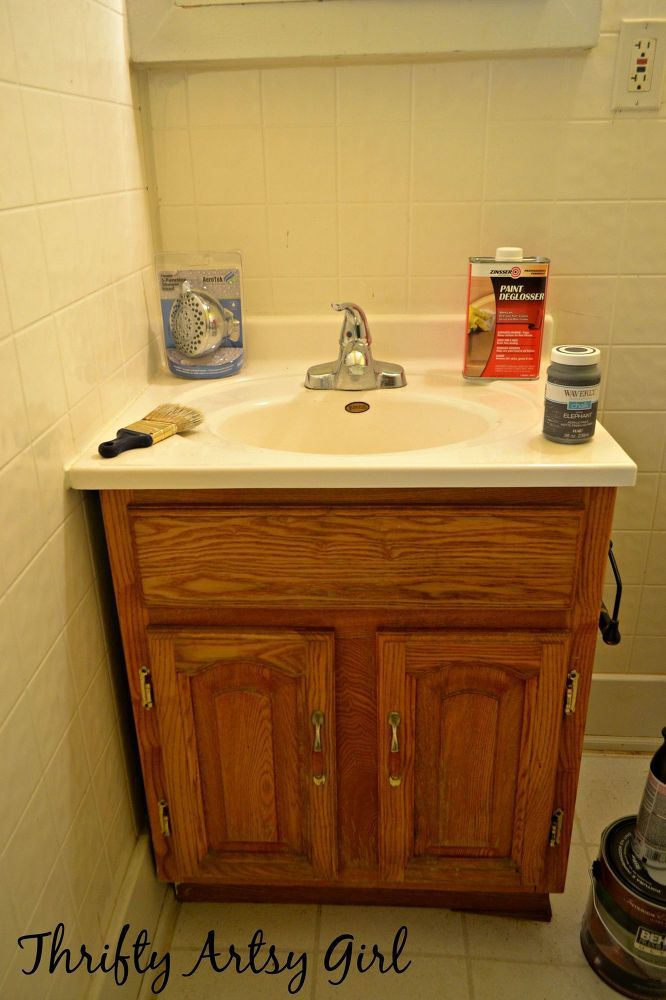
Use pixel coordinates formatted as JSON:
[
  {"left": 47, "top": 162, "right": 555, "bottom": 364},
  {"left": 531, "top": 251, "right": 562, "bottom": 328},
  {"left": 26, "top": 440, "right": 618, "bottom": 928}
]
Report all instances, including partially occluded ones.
[
  {"left": 388, "top": 711, "right": 401, "bottom": 752},
  {"left": 388, "top": 711, "right": 402, "bottom": 786},
  {"left": 311, "top": 710, "right": 326, "bottom": 785},
  {"left": 312, "top": 710, "right": 324, "bottom": 752}
]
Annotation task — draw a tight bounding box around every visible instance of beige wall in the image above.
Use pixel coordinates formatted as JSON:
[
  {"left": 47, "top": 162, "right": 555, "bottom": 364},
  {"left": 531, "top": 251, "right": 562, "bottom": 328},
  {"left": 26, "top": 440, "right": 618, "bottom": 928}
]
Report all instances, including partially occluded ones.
[
  {"left": 145, "top": 3, "right": 666, "bottom": 734},
  {"left": 0, "top": 0, "right": 158, "bottom": 996}
]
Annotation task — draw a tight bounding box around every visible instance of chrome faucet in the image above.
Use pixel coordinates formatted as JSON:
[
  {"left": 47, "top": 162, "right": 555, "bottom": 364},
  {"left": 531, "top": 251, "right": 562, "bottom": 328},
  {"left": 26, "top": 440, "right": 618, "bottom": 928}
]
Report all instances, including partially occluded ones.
[{"left": 304, "top": 302, "right": 406, "bottom": 390}]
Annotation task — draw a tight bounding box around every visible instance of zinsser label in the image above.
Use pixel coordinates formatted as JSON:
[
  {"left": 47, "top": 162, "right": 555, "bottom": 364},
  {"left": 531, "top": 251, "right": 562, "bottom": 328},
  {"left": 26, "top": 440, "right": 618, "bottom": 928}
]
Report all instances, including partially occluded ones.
[{"left": 463, "top": 257, "right": 549, "bottom": 379}]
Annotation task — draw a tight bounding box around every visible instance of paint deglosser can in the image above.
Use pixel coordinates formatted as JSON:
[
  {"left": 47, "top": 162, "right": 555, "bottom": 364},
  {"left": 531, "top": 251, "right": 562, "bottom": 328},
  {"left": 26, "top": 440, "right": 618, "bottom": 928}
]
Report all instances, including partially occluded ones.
[{"left": 463, "top": 246, "right": 550, "bottom": 379}]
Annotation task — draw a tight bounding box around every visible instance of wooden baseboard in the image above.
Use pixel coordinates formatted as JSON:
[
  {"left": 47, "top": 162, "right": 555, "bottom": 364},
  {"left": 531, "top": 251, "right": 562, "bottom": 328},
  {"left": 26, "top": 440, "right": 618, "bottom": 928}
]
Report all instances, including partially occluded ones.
[
  {"left": 586, "top": 675, "right": 666, "bottom": 747},
  {"left": 174, "top": 882, "right": 552, "bottom": 921},
  {"left": 583, "top": 735, "right": 655, "bottom": 754}
]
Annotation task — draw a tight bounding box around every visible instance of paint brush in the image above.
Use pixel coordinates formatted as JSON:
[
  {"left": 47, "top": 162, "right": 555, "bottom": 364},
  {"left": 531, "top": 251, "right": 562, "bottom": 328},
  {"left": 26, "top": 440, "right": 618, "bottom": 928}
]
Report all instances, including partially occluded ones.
[{"left": 98, "top": 403, "right": 203, "bottom": 458}]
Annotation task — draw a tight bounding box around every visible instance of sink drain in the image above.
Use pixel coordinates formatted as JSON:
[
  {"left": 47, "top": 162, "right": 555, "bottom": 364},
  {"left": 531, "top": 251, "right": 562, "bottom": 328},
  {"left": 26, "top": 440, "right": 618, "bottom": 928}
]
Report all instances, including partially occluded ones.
[{"left": 345, "top": 401, "right": 370, "bottom": 414}]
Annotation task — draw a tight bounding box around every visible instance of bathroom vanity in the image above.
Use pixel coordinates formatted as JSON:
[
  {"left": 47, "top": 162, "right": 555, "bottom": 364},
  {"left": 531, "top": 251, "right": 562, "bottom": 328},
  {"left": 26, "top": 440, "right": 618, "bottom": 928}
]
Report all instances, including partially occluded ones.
[{"left": 68, "top": 315, "right": 636, "bottom": 919}]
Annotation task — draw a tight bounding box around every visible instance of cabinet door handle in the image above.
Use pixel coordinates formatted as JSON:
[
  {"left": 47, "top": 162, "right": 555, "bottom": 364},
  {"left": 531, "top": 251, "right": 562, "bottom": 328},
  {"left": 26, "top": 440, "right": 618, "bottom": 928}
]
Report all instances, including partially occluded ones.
[
  {"left": 388, "top": 711, "right": 401, "bottom": 753},
  {"left": 311, "top": 710, "right": 326, "bottom": 785},
  {"left": 599, "top": 539, "right": 622, "bottom": 645},
  {"left": 387, "top": 711, "right": 402, "bottom": 786},
  {"left": 312, "top": 710, "right": 324, "bottom": 752}
]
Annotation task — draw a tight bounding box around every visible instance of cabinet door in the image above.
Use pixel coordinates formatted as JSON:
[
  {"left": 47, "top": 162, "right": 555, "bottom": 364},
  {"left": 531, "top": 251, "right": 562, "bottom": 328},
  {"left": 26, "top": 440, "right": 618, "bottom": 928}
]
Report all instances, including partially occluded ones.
[
  {"left": 378, "top": 631, "right": 569, "bottom": 892},
  {"left": 148, "top": 628, "right": 337, "bottom": 884}
]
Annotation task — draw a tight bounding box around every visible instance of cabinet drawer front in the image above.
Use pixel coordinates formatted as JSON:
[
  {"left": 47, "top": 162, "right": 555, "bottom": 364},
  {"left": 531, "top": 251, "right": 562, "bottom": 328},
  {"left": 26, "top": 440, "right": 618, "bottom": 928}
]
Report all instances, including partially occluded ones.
[{"left": 130, "top": 505, "right": 583, "bottom": 610}]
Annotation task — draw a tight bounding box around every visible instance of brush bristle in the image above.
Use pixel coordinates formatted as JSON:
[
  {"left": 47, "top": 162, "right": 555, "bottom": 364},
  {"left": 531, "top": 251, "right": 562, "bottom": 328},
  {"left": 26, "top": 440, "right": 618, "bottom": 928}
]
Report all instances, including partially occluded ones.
[{"left": 145, "top": 403, "right": 203, "bottom": 432}]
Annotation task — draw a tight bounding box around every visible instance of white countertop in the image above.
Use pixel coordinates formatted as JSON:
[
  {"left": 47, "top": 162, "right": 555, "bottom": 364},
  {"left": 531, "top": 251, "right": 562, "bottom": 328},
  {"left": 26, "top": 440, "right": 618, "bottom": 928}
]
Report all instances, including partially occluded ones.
[{"left": 66, "top": 315, "right": 637, "bottom": 491}]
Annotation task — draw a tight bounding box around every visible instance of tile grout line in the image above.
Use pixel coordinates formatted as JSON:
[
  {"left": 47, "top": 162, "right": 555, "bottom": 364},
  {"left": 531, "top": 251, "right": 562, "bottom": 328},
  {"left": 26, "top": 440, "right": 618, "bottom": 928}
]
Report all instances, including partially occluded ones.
[
  {"left": 311, "top": 904, "right": 323, "bottom": 1000},
  {"left": 460, "top": 911, "right": 477, "bottom": 1000}
]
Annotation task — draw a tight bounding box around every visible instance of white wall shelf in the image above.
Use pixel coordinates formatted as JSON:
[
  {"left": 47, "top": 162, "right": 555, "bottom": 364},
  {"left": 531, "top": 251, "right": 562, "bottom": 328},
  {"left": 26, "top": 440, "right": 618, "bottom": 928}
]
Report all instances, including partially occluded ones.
[{"left": 127, "top": 0, "right": 601, "bottom": 66}]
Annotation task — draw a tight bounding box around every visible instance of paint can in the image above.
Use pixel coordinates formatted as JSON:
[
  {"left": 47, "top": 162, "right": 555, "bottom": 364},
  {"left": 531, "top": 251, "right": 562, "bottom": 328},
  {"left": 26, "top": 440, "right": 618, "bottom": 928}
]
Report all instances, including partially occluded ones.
[
  {"left": 543, "top": 345, "right": 602, "bottom": 444},
  {"left": 463, "top": 246, "right": 550, "bottom": 380},
  {"left": 581, "top": 816, "right": 666, "bottom": 998}
]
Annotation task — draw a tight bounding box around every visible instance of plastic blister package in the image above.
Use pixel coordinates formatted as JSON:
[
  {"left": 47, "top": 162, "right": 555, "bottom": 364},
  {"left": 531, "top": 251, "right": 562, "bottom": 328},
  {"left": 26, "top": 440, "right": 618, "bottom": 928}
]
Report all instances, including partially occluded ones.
[{"left": 155, "top": 251, "right": 244, "bottom": 379}]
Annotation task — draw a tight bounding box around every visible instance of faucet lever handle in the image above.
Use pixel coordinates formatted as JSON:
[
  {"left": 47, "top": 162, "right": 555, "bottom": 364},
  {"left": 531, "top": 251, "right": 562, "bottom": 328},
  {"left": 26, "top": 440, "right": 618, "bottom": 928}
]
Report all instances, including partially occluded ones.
[{"left": 331, "top": 302, "right": 372, "bottom": 344}]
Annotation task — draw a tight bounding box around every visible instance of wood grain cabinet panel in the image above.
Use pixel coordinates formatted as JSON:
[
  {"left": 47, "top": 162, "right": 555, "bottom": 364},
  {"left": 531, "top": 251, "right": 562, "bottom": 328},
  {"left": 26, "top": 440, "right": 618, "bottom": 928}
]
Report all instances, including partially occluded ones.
[
  {"left": 99, "top": 486, "right": 617, "bottom": 915},
  {"left": 377, "top": 631, "right": 569, "bottom": 891},
  {"left": 129, "top": 505, "right": 583, "bottom": 610},
  {"left": 147, "top": 628, "right": 337, "bottom": 884}
]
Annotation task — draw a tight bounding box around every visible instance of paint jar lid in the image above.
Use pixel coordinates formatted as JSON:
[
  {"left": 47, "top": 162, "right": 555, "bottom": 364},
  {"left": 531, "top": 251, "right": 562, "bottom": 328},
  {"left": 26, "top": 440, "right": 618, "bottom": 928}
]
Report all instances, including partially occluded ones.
[
  {"left": 551, "top": 345, "right": 601, "bottom": 366},
  {"left": 495, "top": 246, "right": 524, "bottom": 260}
]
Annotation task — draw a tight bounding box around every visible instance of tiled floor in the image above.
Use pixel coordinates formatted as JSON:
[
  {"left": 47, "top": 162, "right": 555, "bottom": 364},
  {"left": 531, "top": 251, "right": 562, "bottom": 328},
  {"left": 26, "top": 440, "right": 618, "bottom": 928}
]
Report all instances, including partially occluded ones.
[{"left": 144, "top": 753, "right": 654, "bottom": 999}]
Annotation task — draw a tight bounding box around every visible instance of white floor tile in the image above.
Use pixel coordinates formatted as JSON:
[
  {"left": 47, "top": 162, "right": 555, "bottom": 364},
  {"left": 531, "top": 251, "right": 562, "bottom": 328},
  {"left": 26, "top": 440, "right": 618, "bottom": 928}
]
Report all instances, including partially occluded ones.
[
  {"left": 318, "top": 903, "right": 465, "bottom": 957},
  {"left": 570, "top": 815, "right": 585, "bottom": 845},
  {"left": 313, "top": 952, "right": 469, "bottom": 999},
  {"left": 171, "top": 900, "right": 319, "bottom": 953},
  {"left": 470, "top": 959, "right": 618, "bottom": 999},
  {"left": 464, "top": 845, "right": 592, "bottom": 967},
  {"left": 575, "top": 752, "right": 649, "bottom": 846},
  {"left": 163, "top": 949, "right": 313, "bottom": 998}
]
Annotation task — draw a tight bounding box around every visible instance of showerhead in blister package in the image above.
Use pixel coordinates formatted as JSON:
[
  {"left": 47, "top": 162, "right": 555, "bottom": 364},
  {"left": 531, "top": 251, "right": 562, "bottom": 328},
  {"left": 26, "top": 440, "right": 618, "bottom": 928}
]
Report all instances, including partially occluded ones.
[{"left": 156, "top": 252, "right": 244, "bottom": 379}]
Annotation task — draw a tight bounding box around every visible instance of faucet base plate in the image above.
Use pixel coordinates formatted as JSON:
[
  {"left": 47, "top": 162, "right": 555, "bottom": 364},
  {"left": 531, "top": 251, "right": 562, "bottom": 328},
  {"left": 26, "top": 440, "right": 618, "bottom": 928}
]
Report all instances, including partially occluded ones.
[{"left": 305, "top": 360, "right": 406, "bottom": 391}]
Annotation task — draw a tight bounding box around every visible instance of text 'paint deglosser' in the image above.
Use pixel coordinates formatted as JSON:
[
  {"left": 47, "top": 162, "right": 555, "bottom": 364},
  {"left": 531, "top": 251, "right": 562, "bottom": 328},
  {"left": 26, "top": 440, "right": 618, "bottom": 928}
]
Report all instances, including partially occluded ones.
[{"left": 463, "top": 246, "right": 549, "bottom": 380}]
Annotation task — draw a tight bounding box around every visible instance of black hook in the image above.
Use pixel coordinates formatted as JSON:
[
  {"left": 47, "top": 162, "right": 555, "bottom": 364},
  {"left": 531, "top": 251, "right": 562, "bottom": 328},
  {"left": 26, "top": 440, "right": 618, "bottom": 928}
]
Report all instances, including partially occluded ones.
[{"left": 599, "top": 540, "right": 622, "bottom": 645}]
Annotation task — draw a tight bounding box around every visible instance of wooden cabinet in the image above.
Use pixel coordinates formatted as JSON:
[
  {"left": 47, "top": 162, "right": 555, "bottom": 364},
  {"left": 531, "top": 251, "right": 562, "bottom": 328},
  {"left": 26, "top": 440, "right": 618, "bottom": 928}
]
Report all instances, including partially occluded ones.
[
  {"left": 147, "top": 628, "right": 337, "bottom": 884},
  {"left": 100, "top": 485, "right": 616, "bottom": 919},
  {"left": 377, "top": 631, "right": 568, "bottom": 890}
]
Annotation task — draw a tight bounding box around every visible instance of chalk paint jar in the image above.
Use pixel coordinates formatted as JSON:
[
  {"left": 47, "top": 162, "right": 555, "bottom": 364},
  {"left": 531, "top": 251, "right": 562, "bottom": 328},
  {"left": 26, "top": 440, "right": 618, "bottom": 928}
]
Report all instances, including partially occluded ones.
[{"left": 543, "top": 345, "right": 601, "bottom": 444}]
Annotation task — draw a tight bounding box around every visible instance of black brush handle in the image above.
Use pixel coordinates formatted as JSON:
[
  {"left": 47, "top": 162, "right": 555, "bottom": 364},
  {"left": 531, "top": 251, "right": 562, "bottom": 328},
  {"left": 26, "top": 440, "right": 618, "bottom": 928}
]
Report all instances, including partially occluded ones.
[{"left": 98, "top": 428, "right": 153, "bottom": 458}]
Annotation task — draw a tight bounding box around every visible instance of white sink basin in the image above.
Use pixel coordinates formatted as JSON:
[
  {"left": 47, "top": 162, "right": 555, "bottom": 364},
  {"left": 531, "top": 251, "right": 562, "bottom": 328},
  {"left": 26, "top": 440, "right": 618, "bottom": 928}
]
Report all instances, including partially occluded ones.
[
  {"left": 201, "top": 373, "right": 540, "bottom": 455},
  {"left": 65, "top": 314, "right": 637, "bottom": 490}
]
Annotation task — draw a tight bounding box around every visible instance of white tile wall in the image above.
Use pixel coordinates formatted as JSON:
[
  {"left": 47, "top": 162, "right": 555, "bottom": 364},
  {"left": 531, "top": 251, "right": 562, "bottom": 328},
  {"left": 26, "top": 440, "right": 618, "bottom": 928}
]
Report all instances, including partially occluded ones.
[
  {"left": 146, "top": 2, "right": 666, "bottom": 713},
  {"left": 0, "top": 1, "right": 157, "bottom": 997}
]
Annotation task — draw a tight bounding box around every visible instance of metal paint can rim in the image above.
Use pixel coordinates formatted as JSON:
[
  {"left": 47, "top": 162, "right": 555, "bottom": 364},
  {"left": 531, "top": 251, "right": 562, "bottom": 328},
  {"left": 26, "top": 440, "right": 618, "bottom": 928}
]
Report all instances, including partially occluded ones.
[
  {"left": 580, "top": 816, "right": 666, "bottom": 999},
  {"left": 599, "top": 816, "right": 666, "bottom": 927}
]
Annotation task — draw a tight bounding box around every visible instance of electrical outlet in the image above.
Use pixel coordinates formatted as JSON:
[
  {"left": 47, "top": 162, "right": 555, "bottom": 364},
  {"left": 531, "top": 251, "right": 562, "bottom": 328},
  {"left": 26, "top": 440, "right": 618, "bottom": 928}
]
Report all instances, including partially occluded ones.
[
  {"left": 627, "top": 36, "right": 656, "bottom": 92},
  {"left": 612, "top": 18, "right": 666, "bottom": 111}
]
